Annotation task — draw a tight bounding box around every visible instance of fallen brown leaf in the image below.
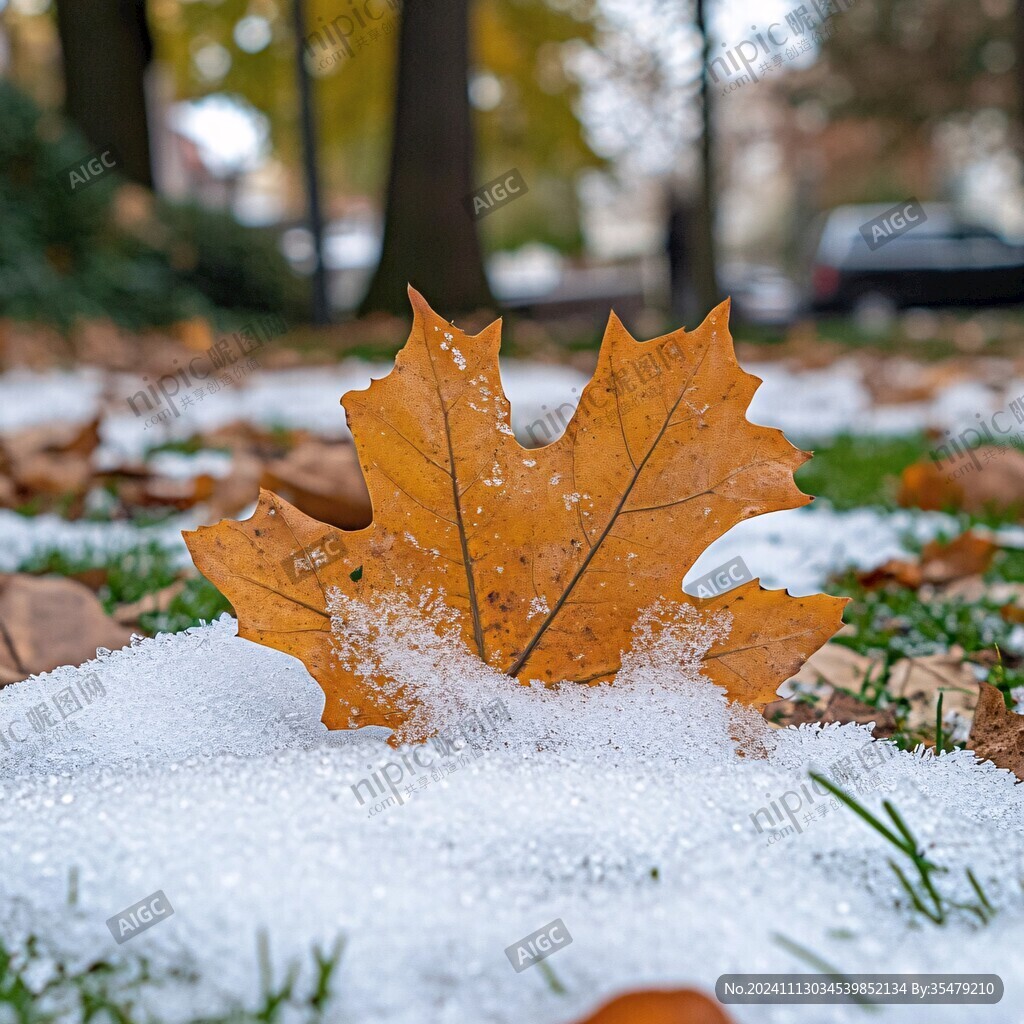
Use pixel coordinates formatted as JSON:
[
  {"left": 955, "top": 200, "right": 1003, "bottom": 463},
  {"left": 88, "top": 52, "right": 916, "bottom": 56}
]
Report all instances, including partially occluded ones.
[
  {"left": 766, "top": 688, "right": 897, "bottom": 738},
  {"left": 0, "top": 417, "right": 102, "bottom": 515},
  {"left": 205, "top": 450, "right": 264, "bottom": 519},
  {"left": 112, "top": 581, "right": 187, "bottom": 627},
  {"left": 856, "top": 530, "right": 996, "bottom": 590},
  {"left": 766, "top": 643, "right": 893, "bottom": 736},
  {"left": 887, "top": 651, "right": 978, "bottom": 737},
  {"left": 777, "top": 642, "right": 882, "bottom": 696},
  {"left": 899, "top": 447, "right": 1024, "bottom": 517},
  {"left": 1, "top": 417, "right": 100, "bottom": 464},
  {"left": 259, "top": 439, "right": 372, "bottom": 530},
  {"left": 0, "top": 575, "right": 133, "bottom": 686},
  {"left": 969, "top": 681, "right": 1024, "bottom": 780}
]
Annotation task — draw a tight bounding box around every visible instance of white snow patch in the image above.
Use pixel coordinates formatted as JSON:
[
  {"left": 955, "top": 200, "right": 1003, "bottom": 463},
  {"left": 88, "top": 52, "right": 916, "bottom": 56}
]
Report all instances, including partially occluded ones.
[
  {"left": 0, "top": 612, "right": 1022, "bottom": 1022},
  {"left": 686, "top": 504, "right": 961, "bottom": 596},
  {"left": 0, "top": 369, "right": 103, "bottom": 432},
  {"left": 0, "top": 509, "right": 197, "bottom": 573}
]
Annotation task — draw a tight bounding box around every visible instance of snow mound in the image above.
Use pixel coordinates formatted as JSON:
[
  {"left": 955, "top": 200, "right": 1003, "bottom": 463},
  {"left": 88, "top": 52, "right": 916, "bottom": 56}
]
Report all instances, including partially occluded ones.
[{"left": 1, "top": 619, "right": 1023, "bottom": 1023}]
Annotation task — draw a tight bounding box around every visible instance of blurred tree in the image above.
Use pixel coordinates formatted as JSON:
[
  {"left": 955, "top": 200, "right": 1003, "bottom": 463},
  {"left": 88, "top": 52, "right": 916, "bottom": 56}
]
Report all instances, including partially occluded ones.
[
  {"left": 0, "top": 79, "right": 303, "bottom": 327},
  {"left": 290, "top": 0, "right": 330, "bottom": 324},
  {"left": 575, "top": 0, "right": 720, "bottom": 318},
  {"left": 689, "top": 0, "right": 718, "bottom": 319},
  {"left": 1019, "top": 0, "right": 1024, "bottom": 124},
  {"left": 783, "top": 0, "right": 1017, "bottom": 203},
  {"left": 54, "top": 0, "right": 155, "bottom": 187},
  {"left": 150, "top": 0, "right": 601, "bottom": 258},
  {"left": 361, "top": 0, "right": 491, "bottom": 313}
]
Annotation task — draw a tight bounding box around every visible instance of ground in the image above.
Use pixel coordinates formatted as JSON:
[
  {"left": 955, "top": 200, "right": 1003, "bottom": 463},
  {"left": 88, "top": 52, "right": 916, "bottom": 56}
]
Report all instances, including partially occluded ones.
[{"left": 2, "top": 332, "right": 1024, "bottom": 1023}]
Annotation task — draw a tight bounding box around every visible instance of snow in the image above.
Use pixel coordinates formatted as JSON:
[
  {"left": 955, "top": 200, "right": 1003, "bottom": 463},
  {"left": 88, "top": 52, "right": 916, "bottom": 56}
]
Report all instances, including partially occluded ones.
[
  {"left": 145, "top": 450, "right": 234, "bottom": 480},
  {"left": 46, "top": 361, "right": 589, "bottom": 466},
  {"left": 1, "top": 614, "right": 1023, "bottom": 1022},
  {"left": 4, "top": 357, "right": 1022, "bottom": 461},
  {"left": 683, "top": 505, "right": 956, "bottom": 597},
  {"left": 5, "top": 355, "right": 1024, "bottom": 1020},
  {"left": 0, "top": 509, "right": 197, "bottom": 573},
  {"left": 0, "top": 369, "right": 104, "bottom": 433}
]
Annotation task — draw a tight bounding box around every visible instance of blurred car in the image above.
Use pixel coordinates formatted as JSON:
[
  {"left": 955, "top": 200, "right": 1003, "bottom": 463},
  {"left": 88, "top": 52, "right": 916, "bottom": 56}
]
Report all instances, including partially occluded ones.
[
  {"left": 806, "top": 203, "right": 1024, "bottom": 318},
  {"left": 719, "top": 263, "right": 800, "bottom": 326}
]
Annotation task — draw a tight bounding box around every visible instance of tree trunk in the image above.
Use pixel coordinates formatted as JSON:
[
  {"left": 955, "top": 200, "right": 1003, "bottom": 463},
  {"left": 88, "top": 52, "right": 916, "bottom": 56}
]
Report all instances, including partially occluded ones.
[
  {"left": 292, "top": 0, "right": 331, "bottom": 325},
  {"left": 1018, "top": 0, "right": 1024, "bottom": 139},
  {"left": 665, "top": 189, "right": 694, "bottom": 321},
  {"left": 360, "top": 0, "right": 493, "bottom": 316},
  {"left": 54, "top": 0, "right": 154, "bottom": 188},
  {"left": 690, "top": 0, "right": 719, "bottom": 319}
]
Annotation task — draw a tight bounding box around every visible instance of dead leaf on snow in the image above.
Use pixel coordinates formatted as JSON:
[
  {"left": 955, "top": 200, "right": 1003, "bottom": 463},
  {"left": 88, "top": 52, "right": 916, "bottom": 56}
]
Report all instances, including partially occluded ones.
[
  {"left": 968, "top": 681, "right": 1024, "bottom": 780},
  {"left": 0, "top": 575, "right": 133, "bottom": 686}
]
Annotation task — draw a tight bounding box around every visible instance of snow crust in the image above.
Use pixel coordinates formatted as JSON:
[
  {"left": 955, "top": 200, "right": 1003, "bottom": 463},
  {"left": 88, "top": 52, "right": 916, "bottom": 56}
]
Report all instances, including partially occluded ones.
[{"left": 1, "top": 614, "right": 1023, "bottom": 1023}]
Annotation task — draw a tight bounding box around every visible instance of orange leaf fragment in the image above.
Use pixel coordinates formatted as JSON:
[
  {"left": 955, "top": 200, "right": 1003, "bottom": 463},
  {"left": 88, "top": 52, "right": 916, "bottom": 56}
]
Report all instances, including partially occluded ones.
[
  {"left": 969, "top": 681, "right": 1024, "bottom": 781},
  {"left": 569, "top": 987, "right": 735, "bottom": 1024},
  {"left": 185, "top": 289, "right": 846, "bottom": 741}
]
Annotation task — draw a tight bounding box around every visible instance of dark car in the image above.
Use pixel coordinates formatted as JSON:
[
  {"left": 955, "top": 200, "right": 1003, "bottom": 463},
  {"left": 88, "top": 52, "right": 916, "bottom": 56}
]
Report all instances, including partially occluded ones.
[{"left": 807, "top": 203, "right": 1024, "bottom": 318}]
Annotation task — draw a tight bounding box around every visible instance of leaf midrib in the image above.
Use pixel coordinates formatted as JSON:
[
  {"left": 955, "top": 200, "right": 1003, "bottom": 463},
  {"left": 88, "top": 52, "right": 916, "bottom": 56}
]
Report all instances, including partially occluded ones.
[{"left": 506, "top": 341, "right": 711, "bottom": 678}]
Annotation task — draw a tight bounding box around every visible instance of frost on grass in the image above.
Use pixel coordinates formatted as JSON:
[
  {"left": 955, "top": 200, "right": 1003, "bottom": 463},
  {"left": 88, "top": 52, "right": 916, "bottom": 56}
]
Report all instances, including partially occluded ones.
[{"left": 1, "top": 610, "right": 1024, "bottom": 1023}]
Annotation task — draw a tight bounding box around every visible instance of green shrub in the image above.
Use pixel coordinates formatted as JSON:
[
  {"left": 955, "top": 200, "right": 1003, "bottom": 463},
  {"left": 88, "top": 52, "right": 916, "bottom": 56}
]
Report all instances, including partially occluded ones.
[{"left": 0, "top": 80, "right": 304, "bottom": 328}]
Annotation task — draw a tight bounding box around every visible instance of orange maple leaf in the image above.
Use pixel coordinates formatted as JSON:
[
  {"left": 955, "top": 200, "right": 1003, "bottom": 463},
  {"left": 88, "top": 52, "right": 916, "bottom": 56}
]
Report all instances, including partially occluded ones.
[{"left": 185, "top": 289, "right": 845, "bottom": 740}]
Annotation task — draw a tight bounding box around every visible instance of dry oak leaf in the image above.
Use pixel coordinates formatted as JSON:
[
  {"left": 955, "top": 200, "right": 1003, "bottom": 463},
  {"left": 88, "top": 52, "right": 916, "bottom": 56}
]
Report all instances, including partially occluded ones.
[
  {"left": 260, "top": 439, "right": 372, "bottom": 530},
  {"left": 969, "top": 681, "right": 1024, "bottom": 781},
  {"left": 855, "top": 530, "right": 997, "bottom": 591},
  {"left": 185, "top": 289, "right": 846, "bottom": 740},
  {"left": 898, "top": 446, "right": 1024, "bottom": 518},
  {"left": 568, "top": 988, "right": 734, "bottom": 1024},
  {"left": 0, "top": 574, "right": 133, "bottom": 687}
]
